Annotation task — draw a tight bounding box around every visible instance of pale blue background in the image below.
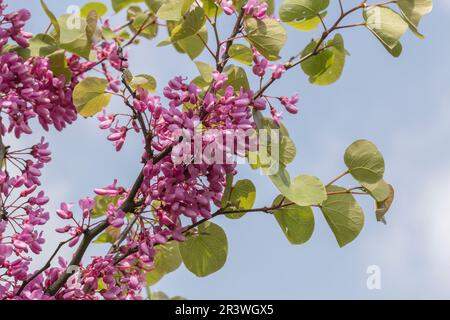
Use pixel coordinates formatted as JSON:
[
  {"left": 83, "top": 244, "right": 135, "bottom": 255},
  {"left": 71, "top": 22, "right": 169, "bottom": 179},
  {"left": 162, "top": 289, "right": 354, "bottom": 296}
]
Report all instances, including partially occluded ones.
[{"left": 7, "top": 0, "right": 450, "bottom": 299}]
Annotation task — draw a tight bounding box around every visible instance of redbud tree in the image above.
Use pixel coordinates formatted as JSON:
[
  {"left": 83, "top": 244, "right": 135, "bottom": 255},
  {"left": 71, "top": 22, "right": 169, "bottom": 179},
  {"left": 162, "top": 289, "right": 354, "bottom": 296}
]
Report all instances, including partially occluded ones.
[{"left": 0, "top": 0, "right": 432, "bottom": 300}]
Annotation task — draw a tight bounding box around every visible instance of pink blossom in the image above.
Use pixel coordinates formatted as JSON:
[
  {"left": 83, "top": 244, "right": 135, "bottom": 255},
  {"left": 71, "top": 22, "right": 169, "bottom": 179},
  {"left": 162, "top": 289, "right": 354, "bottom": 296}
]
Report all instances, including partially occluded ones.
[{"left": 280, "top": 94, "right": 299, "bottom": 114}]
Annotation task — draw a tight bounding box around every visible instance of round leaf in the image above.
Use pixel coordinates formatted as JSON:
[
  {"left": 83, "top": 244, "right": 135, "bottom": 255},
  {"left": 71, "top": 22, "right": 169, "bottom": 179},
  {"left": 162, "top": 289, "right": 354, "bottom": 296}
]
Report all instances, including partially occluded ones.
[
  {"left": 130, "top": 74, "right": 157, "bottom": 92},
  {"left": 244, "top": 17, "right": 287, "bottom": 61},
  {"left": 397, "top": 0, "right": 432, "bottom": 38},
  {"left": 170, "top": 7, "right": 206, "bottom": 42},
  {"left": 321, "top": 185, "right": 365, "bottom": 247},
  {"left": 363, "top": 6, "right": 408, "bottom": 54},
  {"left": 344, "top": 139, "right": 385, "bottom": 184},
  {"left": 272, "top": 195, "right": 314, "bottom": 245},
  {"left": 301, "top": 34, "right": 346, "bottom": 85},
  {"left": 225, "top": 179, "right": 256, "bottom": 219},
  {"left": 289, "top": 175, "right": 327, "bottom": 206},
  {"left": 179, "top": 222, "right": 228, "bottom": 277},
  {"left": 228, "top": 44, "right": 253, "bottom": 66},
  {"left": 81, "top": 2, "right": 108, "bottom": 17},
  {"left": 73, "top": 77, "right": 111, "bottom": 117},
  {"left": 279, "top": 0, "right": 329, "bottom": 23},
  {"left": 146, "top": 241, "right": 182, "bottom": 285}
]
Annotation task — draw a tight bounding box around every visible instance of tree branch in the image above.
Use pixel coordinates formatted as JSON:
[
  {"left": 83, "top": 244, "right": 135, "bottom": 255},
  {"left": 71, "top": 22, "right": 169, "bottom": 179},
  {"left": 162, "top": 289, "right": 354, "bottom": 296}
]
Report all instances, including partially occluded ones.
[
  {"left": 15, "top": 234, "right": 78, "bottom": 296},
  {"left": 254, "top": 1, "right": 367, "bottom": 99}
]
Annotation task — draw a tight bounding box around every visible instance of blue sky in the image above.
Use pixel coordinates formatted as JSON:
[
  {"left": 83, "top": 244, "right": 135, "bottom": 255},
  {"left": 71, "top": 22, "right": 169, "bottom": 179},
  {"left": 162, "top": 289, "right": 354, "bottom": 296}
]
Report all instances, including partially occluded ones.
[{"left": 6, "top": 0, "right": 450, "bottom": 299}]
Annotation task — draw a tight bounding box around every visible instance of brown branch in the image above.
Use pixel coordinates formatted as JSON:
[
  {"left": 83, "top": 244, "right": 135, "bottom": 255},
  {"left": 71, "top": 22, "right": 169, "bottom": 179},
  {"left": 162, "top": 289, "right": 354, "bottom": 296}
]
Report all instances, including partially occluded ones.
[
  {"left": 217, "top": 8, "right": 245, "bottom": 72},
  {"left": 113, "top": 201, "right": 297, "bottom": 265},
  {"left": 46, "top": 136, "right": 181, "bottom": 296},
  {"left": 254, "top": 1, "right": 367, "bottom": 99},
  {"left": 15, "top": 234, "right": 78, "bottom": 296}
]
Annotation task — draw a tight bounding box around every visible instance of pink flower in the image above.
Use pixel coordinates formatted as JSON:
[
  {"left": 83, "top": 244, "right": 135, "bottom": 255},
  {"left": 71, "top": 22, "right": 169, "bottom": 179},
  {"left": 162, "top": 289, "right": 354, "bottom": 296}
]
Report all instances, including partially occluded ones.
[
  {"left": 212, "top": 71, "right": 228, "bottom": 91},
  {"left": 94, "top": 179, "right": 122, "bottom": 197},
  {"left": 0, "top": 244, "right": 13, "bottom": 265},
  {"left": 243, "top": 0, "right": 268, "bottom": 20},
  {"left": 280, "top": 94, "right": 299, "bottom": 114},
  {"left": 252, "top": 49, "right": 269, "bottom": 77},
  {"left": 57, "top": 202, "right": 74, "bottom": 220},
  {"left": 218, "top": 0, "right": 235, "bottom": 15},
  {"left": 270, "top": 64, "right": 286, "bottom": 80},
  {"left": 107, "top": 205, "right": 125, "bottom": 228},
  {"left": 270, "top": 107, "right": 283, "bottom": 126}
]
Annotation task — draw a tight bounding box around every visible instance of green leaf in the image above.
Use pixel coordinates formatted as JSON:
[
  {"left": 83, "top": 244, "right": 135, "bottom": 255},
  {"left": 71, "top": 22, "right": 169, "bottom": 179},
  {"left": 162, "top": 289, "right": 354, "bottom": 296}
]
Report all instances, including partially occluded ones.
[
  {"left": 286, "top": 12, "right": 326, "bottom": 31},
  {"left": 221, "top": 174, "right": 234, "bottom": 208},
  {"left": 272, "top": 195, "right": 314, "bottom": 245},
  {"left": 321, "top": 185, "right": 364, "bottom": 247},
  {"left": 28, "top": 34, "right": 59, "bottom": 57},
  {"left": 225, "top": 179, "right": 256, "bottom": 219},
  {"left": 47, "top": 49, "right": 72, "bottom": 82},
  {"left": 195, "top": 61, "right": 214, "bottom": 82},
  {"left": 73, "top": 77, "right": 111, "bottom": 117},
  {"left": 249, "top": 116, "right": 295, "bottom": 168},
  {"left": 267, "top": 166, "right": 327, "bottom": 207},
  {"left": 223, "top": 65, "right": 250, "bottom": 91},
  {"left": 244, "top": 17, "right": 287, "bottom": 61},
  {"left": 375, "top": 184, "right": 394, "bottom": 224},
  {"left": 127, "top": 6, "right": 158, "bottom": 40},
  {"left": 179, "top": 221, "right": 228, "bottom": 277},
  {"left": 112, "top": 0, "right": 144, "bottom": 12},
  {"left": 91, "top": 195, "right": 118, "bottom": 218},
  {"left": 40, "top": 0, "right": 60, "bottom": 42},
  {"left": 93, "top": 227, "right": 120, "bottom": 244},
  {"left": 203, "top": 0, "right": 222, "bottom": 17},
  {"left": 156, "top": 0, "right": 193, "bottom": 20},
  {"left": 130, "top": 74, "right": 157, "bottom": 92},
  {"left": 363, "top": 5, "right": 408, "bottom": 55},
  {"left": 56, "top": 15, "right": 92, "bottom": 59},
  {"left": 279, "top": 0, "right": 329, "bottom": 23},
  {"left": 81, "top": 2, "right": 108, "bottom": 17},
  {"left": 163, "top": 21, "right": 208, "bottom": 60},
  {"left": 289, "top": 175, "right": 327, "bottom": 206},
  {"left": 228, "top": 44, "right": 253, "bottom": 66},
  {"left": 145, "top": 0, "right": 164, "bottom": 12},
  {"left": 301, "top": 33, "right": 346, "bottom": 85},
  {"left": 344, "top": 139, "right": 385, "bottom": 184},
  {"left": 397, "top": 0, "right": 432, "bottom": 38},
  {"left": 150, "top": 291, "right": 169, "bottom": 300},
  {"left": 170, "top": 7, "right": 206, "bottom": 42},
  {"left": 93, "top": 232, "right": 113, "bottom": 244},
  {"left": 363, "top": 179, "right": 391, "bottom": 202},
  {"left": 146, "top": 241, "right": 182, "bottom": 285},
  {"left": 85, "top": 10, "right": 99, "bottom": 44},
  {"left": 177, "top": 26, "right": 208, "bottom": 59}
]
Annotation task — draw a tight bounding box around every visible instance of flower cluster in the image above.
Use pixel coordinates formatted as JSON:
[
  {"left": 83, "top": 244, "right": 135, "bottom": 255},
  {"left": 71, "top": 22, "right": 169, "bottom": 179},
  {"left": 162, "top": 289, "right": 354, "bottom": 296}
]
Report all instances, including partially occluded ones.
[
  {"left": 1, "top": 0, "right": 304, "bottom": 300},
  {"left": 0, "top": 138, "right": 52, "bottom": 297},
  {"left": 0, "top": 0, "right": 31, "bottom": 50}
]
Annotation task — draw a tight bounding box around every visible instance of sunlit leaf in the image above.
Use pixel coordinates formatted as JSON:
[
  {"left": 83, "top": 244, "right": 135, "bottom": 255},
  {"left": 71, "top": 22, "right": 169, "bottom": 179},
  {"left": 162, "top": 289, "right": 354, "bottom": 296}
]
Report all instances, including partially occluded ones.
[
  {"left": 344, "top": 139, "right": 385, "bottom": 184},
  {"left": 146, "top": 241, "right": 182, "bottom": 285},
  {"left": 73, "top": 77, "right": 111, "bottom": 117},
  {"left": 228, "top": 44, "right": 253, "bottom": 66},
  {"left": 321, "top": 185, "right": 364, "bottom": 247},
  {"left": 81, "top": 2, "right": 108, "bottom": 17},
  {"left": 363, "top": 5, "right": 408, "bottom": 56},
  {"left": 179, "top": 221, "right": 228, "bottom": 277},
  {"left": 112, "top": 0, "right": 144, "bottom": 12},
  {"left": 301, "top": 34, "right": 346, "bottom": 85},
  {"left": 244, "top": 17, "right": 287, "bottom": 61},
  {"left": 272, "top": 195, "right": 314, "bottom": 244},
  {"left": 40, "top": 0, "right": 60, "bottom": 42},
  {"left": 279, "top": 0, "right": 329, "bottom": 23},
  {"left": 224, "top": 179, "right": 256, "bottom": 219},
  {"left": 397, "top": 0, "right": 432, "bottom": 38},
  {"left": 170, "top": 7, "right": 206, "bottom": 42}
]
